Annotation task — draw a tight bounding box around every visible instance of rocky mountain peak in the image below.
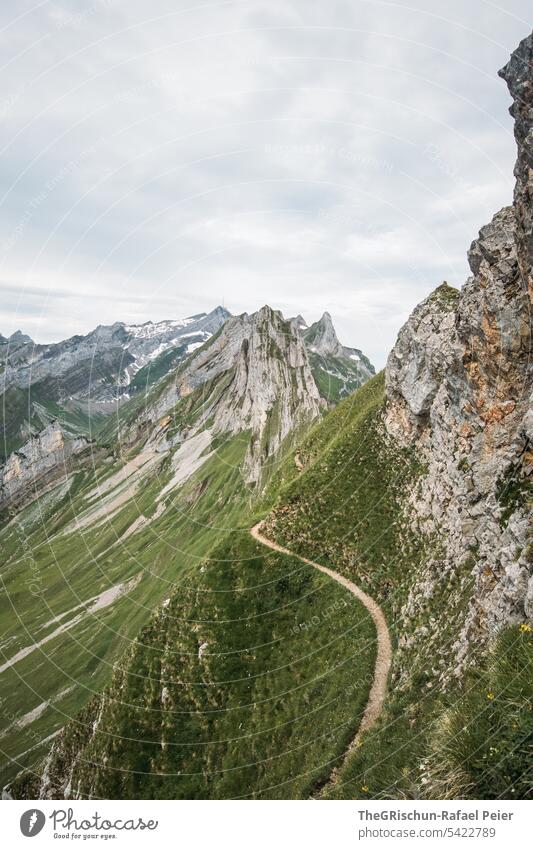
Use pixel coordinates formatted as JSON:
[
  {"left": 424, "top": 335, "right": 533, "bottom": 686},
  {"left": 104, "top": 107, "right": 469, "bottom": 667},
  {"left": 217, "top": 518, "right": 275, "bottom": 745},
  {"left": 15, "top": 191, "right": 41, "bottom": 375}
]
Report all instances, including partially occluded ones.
[
  {"left": 132, "top": 304, "right": 325, "bottom": 483},
  {"left": 193, "top": 305, "right": 231, "bottom": 333},
  {"left": 303, "top": 311, "right": 343, "bottom": 357},
  {"left": 289, "top": 314, "right": 308, "bottom": 332},
  {"left": 215, "top": 307, "right": 324, "bottom": 455},
  {"left": 8, "top": 330, "right": 33, "bottom": 346},
  {"left": 254, "top": 304, "right": 282, "bottom": 323},
  {"left": 211, "top": 305, "right": 231, "bottom": 318},
  {"left": 300, "top": 310, "right": 375, "bottom": 403}
]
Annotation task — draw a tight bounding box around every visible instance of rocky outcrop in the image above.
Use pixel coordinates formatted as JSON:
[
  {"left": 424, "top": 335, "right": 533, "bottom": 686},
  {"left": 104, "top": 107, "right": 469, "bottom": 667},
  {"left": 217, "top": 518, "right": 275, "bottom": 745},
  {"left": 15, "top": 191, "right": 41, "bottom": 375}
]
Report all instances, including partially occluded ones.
[
  {"left": 385, "top": 283, "right": 460, "bottom": 431},
  {"left": 1, "top": 307, "right": 231, "bottom": 402},
  {"left": 499, "top": 33, "right": 533, "bottom": 301},
  {"left": 0, "top": 307, "right": 231, "bottom": 457},
  {"left": 0, "top": 423, "right": 90, "bottom": 512},
  {"left": 302, "top": 312, "right": 375, "bottom": 402},
  {"left": 210, "top": 307, "right": 325, "bottom": 481},
  {"left": 385, "top": 33, "right": 532, "bottom": 680},
  {"left": 126, "top": 306, "right": 326, "bottom": 483}
]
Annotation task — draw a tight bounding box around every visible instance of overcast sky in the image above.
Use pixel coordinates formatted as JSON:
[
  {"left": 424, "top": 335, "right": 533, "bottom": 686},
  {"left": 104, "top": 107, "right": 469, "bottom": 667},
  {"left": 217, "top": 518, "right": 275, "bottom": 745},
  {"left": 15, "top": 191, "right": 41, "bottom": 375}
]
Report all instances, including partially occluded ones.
[{"left": 0, "top": 1, "right": 530, "bottom": 367}]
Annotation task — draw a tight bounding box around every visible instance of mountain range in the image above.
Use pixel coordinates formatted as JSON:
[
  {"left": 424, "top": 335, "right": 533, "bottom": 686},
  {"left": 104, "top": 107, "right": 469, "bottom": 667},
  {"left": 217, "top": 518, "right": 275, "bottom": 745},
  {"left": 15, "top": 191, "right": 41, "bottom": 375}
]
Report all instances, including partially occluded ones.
[
  {"left": 0, "top": 306, "right": 373, "bottom": 462},
  {"left": 0, "top": 32, "right": 531, "bottom": 802}
]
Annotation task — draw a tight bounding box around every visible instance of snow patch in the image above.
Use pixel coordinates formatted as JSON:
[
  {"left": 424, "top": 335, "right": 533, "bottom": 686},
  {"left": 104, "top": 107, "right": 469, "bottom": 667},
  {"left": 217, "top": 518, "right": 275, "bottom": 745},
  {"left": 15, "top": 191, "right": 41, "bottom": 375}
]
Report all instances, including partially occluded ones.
[{"left": 125, "top": 317, "right": 197, "bottom": 338}]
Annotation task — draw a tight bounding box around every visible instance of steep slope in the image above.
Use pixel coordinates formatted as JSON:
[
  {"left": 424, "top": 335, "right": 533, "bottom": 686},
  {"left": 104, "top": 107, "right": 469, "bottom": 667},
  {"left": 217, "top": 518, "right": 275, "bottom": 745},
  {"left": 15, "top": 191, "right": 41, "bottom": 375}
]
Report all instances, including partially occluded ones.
[
  {"left": 263, "top": 34, "right": 532, "bottom": 800},
  {"left": 303, "top": 313, "right": 375, "bottom": 403},
  {"left": 113, "top": 305, "right": 325, "bottom": 483},
  {"left": 4, "top": 372, "right": 388, "bottom": 801},
  {"left": 0, "top": 429, "right": 253, "bottom": 790},
  {"left": 0, "top": 423, "right": 93, "bottom": 512},
  {"left": 9, "top": 533, "right": 375, "bottom": 800},
  {"left": 0, "top": 307, "right": 230, "bottom": 457},
  {"left": 0, "top": 304, "right": 328, "bottom": 789}
]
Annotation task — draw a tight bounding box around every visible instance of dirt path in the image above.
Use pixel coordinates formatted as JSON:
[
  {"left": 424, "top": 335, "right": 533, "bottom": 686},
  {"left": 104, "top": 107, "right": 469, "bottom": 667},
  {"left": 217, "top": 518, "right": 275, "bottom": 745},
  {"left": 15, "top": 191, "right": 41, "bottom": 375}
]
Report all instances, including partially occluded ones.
[
  {"left": 294, "top": 452, "right": 304, "bottom": 471},
  {"left": 250, "top": 521, "right": 392, "bottom": 794}
]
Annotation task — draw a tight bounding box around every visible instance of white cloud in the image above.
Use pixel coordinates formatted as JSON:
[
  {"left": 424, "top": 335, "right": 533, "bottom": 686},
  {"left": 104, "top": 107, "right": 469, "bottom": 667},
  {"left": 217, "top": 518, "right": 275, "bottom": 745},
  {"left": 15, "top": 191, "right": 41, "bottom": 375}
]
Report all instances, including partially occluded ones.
[{"left": 0, "top": 0, "right": 528, "bottom": 367}]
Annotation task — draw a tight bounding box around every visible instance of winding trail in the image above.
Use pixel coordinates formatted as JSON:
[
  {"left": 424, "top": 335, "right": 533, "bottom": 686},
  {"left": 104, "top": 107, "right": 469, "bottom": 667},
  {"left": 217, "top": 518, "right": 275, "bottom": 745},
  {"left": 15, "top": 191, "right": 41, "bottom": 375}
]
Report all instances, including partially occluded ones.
[{"left": 250, "top": 521, "right": 392, "bottom": 793}]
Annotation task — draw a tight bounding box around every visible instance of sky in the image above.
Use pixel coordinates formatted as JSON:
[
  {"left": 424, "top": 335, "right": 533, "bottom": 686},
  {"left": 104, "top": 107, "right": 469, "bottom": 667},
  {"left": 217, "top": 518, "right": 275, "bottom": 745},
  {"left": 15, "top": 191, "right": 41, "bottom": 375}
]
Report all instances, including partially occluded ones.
[{"left": 0, "top": 1, "right": 530, "bottom": 368}]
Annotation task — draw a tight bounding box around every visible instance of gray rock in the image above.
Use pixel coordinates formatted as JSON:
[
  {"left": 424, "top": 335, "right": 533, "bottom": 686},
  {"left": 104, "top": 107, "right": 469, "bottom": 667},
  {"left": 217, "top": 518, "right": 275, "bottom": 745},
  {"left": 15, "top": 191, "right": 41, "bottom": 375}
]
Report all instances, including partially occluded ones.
[
  {"left": 384, "top": 33, "right": 533, "bottom": 680},
  {"left": 125, "top": 305, "right": 326, "bottom": 484},
  {"left": 302, "top": 312, "right": 375, "bottom": 401},
  {"left": 0, "top": 422, "right": 90, "bottom": 511}
]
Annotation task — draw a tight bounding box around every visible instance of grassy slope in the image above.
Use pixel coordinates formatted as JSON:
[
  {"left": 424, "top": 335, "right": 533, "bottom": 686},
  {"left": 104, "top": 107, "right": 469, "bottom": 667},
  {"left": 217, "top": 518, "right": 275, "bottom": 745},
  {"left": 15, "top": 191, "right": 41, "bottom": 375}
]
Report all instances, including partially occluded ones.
[
  {"left": 0, "top": 430, "right": 251, "bottom": 786},
  {"left": 259, "top": 372, "right": 441, "bottom": 798},
  {"left": 5, "top": 380, "right": 381, "bottom": 799},
  {"left": 260, "top": 370, "right": 533, "bottom": 800},
  {"left": 423, "top": 625, "right": 533, "bottom": 799},
  {"left": 13, "top": 534, "right": 375, "bottom": 800},
  {"left": 263, "top": 371, "right": 426, "bottom": 605},
  {"left": 308, "top": 352, "right": 366, "bottom": 404}
]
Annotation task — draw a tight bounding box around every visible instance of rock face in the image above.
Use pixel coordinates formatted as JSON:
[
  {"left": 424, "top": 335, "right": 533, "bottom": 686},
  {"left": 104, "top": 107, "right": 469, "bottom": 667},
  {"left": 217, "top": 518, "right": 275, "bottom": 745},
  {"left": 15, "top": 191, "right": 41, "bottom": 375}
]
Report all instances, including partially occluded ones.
[
  {"left": 126, "top": 306, "right": 326, "bottom": 483},
  {"left": 0, "top": 307, "right": 231, "bottom": 457},
  {"left": 1, "top": 307, "right": 231, "bottom": 402},
  {"left": 210, "top": 307, "right": 325, "bottom": 480},
  {"left": 386, "top": 283, "right": 461, "bottom": 427},
  {"left": 385, "top": 33, "right": 533, "bottom": 678},
  {"left": 0, "top": 423, "right": 90, "bottom": 511},
  {"left": 302, "top": 312, "right": 375, "bottom": 402},
  {"left": 499, "top": 33, "right": 533, "bottom": 300}
]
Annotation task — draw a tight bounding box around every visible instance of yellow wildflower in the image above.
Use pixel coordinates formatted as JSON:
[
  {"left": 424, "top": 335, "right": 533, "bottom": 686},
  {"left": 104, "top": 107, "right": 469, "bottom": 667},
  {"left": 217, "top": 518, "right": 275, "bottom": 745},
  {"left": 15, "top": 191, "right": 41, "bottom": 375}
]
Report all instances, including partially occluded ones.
[
  {"left": 487, "top": 692, "right": 495, "bottom": 700},
  {"left": 519, "top": 623, "right": 532, "bottom": 633}
]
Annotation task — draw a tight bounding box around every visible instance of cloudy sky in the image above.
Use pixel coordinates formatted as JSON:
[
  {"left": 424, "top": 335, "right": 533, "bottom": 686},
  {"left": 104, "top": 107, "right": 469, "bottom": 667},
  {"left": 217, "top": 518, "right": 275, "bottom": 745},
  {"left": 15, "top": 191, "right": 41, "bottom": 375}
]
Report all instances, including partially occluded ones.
[{"left": 0, "top": 1, "right": 530, "bottom": 366}]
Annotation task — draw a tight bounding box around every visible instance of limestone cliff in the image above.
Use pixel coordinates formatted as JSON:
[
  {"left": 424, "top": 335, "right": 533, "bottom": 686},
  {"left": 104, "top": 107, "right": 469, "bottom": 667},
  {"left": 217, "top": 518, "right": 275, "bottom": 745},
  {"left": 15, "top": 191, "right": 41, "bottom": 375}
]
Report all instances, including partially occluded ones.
[
  {"left": 0, "top": 423, "right": 90, "bottom": 512},
  {"left": 303, "top": 312, "right": 375, "bottom": 402},
  {"left": 385, "top": 33, "right": 532, "bottom": 679},
  {"left": 123, "top": 306, "right": 325, "bottom": 483}
]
